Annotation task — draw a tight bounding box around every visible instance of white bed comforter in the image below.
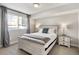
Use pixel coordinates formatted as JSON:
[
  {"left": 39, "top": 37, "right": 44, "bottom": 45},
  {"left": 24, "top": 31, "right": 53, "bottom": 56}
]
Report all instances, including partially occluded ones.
[{"left": 22, "top": 32, "right": 57, "bottom": 49}]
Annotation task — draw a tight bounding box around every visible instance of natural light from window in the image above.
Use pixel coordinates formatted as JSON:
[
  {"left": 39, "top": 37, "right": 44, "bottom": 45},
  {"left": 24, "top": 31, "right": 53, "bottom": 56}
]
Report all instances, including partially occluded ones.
[{"left": 7, "top": 13, "right": 27, "bottom": 30}]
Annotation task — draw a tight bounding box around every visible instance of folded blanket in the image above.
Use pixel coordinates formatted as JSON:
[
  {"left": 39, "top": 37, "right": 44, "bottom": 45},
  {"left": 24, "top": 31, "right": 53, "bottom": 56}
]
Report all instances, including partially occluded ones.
[{"left": 24, "top": 34, "right": 50, "bottom": 43}]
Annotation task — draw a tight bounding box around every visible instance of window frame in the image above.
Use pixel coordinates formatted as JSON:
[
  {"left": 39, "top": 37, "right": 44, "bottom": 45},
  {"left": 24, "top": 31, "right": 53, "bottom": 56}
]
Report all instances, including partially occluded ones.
[{"left": 7, "top": 12, "right": 27, "bottom": 30}]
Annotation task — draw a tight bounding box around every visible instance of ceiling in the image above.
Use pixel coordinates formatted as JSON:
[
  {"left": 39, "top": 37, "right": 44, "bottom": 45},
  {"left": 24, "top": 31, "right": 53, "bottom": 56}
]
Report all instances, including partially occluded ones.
[
  {"left": 31, "top": 3, "right": 79, "bottom": 19},
  {"left": 0, "top": 3, "right": 68, "bottom": 14}
]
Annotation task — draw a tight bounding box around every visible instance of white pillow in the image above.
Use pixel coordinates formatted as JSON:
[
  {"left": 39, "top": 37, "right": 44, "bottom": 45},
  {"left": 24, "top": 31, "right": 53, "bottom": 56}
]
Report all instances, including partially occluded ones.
[
  {"left": 38, "top": 28, "right": 43, "bottom": 33},
  {"left": 48, "top": 28, "right": 56, "bottom": 34}
]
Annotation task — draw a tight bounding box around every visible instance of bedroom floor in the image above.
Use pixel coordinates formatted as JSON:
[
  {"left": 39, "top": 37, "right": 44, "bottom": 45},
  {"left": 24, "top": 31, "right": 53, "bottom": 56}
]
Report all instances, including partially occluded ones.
[{"left": 0, "top": 44, "right": 79, "bottom": 55}]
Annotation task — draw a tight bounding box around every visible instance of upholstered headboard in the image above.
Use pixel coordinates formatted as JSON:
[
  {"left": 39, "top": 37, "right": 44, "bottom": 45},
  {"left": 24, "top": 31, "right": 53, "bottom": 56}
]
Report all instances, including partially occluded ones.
[{"left": 39, "top": 25, "right": 58, "bottom": 34}]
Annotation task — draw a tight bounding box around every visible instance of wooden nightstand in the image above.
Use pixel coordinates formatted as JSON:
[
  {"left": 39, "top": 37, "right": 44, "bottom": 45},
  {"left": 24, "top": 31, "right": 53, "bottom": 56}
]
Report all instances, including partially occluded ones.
[{"left": 58, "top": 35, "right": 71, "bottom": 48}]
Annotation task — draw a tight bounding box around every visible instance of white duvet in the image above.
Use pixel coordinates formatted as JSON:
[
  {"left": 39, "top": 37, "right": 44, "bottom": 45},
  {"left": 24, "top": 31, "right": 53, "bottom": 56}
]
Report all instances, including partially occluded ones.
[{"left": 23, "top": 32, "right": 57, "bottom": 48}]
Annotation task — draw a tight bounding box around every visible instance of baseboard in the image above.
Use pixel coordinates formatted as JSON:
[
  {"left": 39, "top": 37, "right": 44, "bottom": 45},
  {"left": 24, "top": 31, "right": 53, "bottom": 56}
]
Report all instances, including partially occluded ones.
[
  {"left": 10, "top": 41, "right": 18, "bottom": 45},
  {"left": 71, "top": 44, "right": 78, "bottom": 48}
]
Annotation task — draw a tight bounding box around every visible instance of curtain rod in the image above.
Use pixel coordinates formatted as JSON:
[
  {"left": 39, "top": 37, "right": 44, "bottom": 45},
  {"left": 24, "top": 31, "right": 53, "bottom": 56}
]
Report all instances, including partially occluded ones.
[{"left": 0, "top": 5, "right": 31, "bottom": 16}]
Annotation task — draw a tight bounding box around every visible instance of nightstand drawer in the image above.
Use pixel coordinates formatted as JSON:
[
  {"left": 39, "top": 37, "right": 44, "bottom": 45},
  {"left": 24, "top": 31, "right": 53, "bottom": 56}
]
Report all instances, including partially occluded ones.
[
  {"left": 59, "top": 41, "right": 63, "bottom": 45},
  {"left": 64, "top": 38, "right": 70, "bottom": 42},
  {"left": 58, "top": 35, "right": 71, "bottom": 48},
  {"left": 64, "top": 43, "right": 70, "bottom": 45},
  {"left": 59, "top": 37, "right": 64, "bottom": 41}
]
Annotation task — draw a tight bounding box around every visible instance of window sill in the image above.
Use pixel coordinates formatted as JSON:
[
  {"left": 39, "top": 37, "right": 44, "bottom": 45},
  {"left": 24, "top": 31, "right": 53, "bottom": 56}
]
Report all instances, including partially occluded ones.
[{"left": 8, "top": 28, "right": 27, "bottom": 31}]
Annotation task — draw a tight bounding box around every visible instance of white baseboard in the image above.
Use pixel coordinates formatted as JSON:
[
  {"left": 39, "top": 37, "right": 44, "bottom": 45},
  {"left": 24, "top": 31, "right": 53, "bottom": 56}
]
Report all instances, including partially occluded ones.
[
  {"left": 71, "top": 44, "right": 78, "bottom": 47},
  {"left": 10, "top": 41, "right": 18, "bottom": 45}
]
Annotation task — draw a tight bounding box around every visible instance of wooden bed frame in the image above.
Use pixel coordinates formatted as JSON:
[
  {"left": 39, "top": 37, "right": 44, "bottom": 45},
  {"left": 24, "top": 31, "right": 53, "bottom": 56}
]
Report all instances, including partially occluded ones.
[
  {"left": 18, "top": 38, "right": 57, "bottom": 55},
  {"left": 18, "top": 25, "right": 58, "bottom": 55}
]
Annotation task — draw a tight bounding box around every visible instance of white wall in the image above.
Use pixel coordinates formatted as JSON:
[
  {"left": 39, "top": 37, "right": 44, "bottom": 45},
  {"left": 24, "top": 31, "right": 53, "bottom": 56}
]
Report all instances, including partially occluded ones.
[{"left": 33, "top": 13, "right": 78, "bottom": 47}]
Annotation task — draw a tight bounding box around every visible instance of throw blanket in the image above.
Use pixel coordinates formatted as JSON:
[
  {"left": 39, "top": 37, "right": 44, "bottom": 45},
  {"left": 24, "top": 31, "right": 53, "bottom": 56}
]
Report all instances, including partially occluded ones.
[{"left": 24, "top": 34, "right": 50, "bottom": 43}]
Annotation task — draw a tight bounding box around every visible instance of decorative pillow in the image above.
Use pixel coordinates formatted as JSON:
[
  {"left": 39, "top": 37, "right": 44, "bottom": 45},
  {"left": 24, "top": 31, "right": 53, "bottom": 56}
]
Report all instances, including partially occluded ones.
[{"left": 42, "top": 28, "right": 49, "bottom": 33}]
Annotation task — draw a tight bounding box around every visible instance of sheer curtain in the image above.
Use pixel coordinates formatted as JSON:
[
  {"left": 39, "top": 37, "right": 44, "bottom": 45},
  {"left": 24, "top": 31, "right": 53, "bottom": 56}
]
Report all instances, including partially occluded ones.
[
  {"left": 0, "top": 6, "right": 10, "bottom": 47},
  {"left": 0, "top": 6, "right": 30, "bottom": 47},
  {"left": 7, "top": 9, "right": 30, "bottom": 44}
]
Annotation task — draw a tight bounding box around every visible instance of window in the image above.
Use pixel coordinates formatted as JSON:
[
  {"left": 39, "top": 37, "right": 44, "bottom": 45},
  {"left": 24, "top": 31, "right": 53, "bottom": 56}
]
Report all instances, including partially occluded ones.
[
  {"left": 7, "top": 14, "right": 18, "bottom": 29},
  {"left": 7, "top": 13, "right": 27, "bottom": 30},
  {"left": 18, "top": 16, "right": 27, "bottom": 29}
]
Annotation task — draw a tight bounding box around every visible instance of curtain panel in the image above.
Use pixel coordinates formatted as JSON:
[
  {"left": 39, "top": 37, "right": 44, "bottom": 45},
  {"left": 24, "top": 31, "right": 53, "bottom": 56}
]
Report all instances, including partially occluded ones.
[
  {"left": 27, "top": 15, "right": 31, "bottom": 33},
  {"left": 0, "top": 6, "right": 30, "bottom": 47},
  {"left": 0, "top": 6, "right": 10, "bottom": 47}
]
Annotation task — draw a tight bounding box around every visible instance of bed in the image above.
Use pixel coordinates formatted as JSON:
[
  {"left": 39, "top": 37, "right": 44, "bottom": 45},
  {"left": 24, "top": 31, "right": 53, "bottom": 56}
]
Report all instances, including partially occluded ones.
[{"left": 18, "top": 25, "right": 58, "bottom": 55}]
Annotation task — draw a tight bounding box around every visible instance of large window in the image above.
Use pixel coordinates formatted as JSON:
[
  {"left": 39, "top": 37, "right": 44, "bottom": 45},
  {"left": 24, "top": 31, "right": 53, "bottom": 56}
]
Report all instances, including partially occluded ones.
[{"left": 7, "top": 13, "right": 27, "bottom": 30}]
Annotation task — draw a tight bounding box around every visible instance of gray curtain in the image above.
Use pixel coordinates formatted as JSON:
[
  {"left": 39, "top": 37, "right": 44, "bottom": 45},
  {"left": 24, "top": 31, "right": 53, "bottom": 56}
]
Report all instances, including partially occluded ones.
[
  {"left": 27, "top": 15, "right": 31, "bottom": 33},
  {"left": 0, "top": 6, "right": 10, "bottom": 47}
]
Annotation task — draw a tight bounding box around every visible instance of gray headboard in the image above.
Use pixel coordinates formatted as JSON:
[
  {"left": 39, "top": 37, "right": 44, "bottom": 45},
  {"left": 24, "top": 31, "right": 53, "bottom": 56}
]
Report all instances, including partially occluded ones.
[{"left": 39, "top": 25, "right": 58, "bottom": 34}]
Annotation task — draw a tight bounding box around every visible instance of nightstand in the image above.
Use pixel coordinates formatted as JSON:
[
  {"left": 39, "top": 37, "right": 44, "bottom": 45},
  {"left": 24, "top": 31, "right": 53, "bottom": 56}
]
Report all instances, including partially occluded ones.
[{"left": 58, "top": 35, "right": 71, "bottom": 48}]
